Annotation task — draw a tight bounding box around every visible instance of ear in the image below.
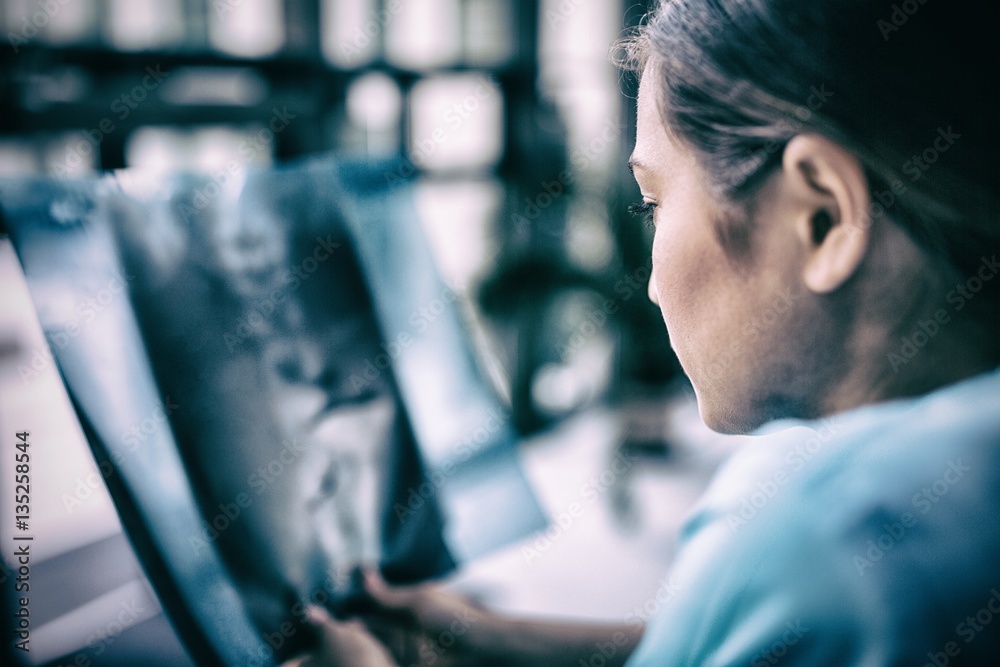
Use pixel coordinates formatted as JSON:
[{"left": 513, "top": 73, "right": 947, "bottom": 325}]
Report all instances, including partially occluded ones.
[{"left": 780, "top": 134, "right": 872, "bottom": 294}]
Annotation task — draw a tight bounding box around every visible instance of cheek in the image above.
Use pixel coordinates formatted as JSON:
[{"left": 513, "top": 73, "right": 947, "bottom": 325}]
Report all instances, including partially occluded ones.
[
  {"left": 650, "top": 220, "right": 715, "bottom": 335},
  {"left": 650, "top": 212, "right": 753, "bottom": 402}
]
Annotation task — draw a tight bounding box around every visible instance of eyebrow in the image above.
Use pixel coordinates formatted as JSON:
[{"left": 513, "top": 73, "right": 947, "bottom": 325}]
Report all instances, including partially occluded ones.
[{"left": 627, "top": 157, "right": 647, "bottom": 175}]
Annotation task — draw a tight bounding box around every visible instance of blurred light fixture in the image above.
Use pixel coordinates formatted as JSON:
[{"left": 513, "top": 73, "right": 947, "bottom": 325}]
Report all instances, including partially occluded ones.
[
  {"left": 0, "top": 140, "right": 41, "bottom": 176},
  {"left": 43, "top": 132, "right": 99, "bottom": 176},
  {"left": 408, "top": 74, "right": 503, "bottom": 171},
  {"left": 464, "top": 0, "right": 515, "bottom": 65},
  {"left": 208, "top": 0, "right": 285, "bottom": 58},
  {"left": 21, "top": 67, "right": 92, "bottom": 110},
  {"left": 385, "top": 0, "right": 460, "bottom": 70},
  {"left": 346, "top": 72, "right": 402, "bottom": 155},
  {"left": 125, "top": 126, "right": 270, "bottom": 180},
  {"left": 3, "top": 0, "right": 99, "bottom": 45},
  {"left": 321, "top": 0, "right": 379, "bottom": 68},
  {"left": 159, "top": 67, "right": 270, "bottom": 107},
  {"left": 413, "top": 179, "right": 503, "bottom": 289},
  {"left": 539, "top": 0, "right": 622, "bottom": 178},
  {"left": 104, "top": 0, "right": 184, "bottom": 51},
  {"left": 566, "top": 201, "right": 614, "bottom": 271}
]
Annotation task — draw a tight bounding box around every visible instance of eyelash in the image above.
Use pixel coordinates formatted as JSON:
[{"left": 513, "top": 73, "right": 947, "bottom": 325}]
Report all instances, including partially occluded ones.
[{"left": 628, "top": 201, "right": 657, "bottom": 229}]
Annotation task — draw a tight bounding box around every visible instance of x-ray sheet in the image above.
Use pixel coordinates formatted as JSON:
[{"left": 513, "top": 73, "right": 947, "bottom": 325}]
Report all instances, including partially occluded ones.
[{"left": 1, "top": 155, "right": 546, "bottom": 665}]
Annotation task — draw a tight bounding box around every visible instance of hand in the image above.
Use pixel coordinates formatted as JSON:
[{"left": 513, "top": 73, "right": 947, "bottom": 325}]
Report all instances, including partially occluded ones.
[
  {"left": 283, "top": 605, "right": 399, "bottom": 667},
  {"left": 359, "top": 570, "right": 506, "bottom": 667},
  {"left": 358, "top": 570, "right": 643, "bottom": 667}
]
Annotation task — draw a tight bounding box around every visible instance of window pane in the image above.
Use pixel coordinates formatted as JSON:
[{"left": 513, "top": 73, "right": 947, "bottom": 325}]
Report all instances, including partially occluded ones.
[
  {"left": 321, "top": 0, "right": 379, "bottom": 68},
  {"left": 346, "top": 72, "right": 402, "bottom": 155},
  {"left": 3, "top": 0, "right": 100, "bottom": 46},
  {"left": 385, "top": 0, "right": 460, "bottom": 70},
  {"left": 539, "top": 0, "right": 622, "bottom": 178},
  {"left": 208, "top": 0, "right": 285, "bottom": 58},
  {"left": 408, "top": 74, "right": 503, "bottom": 171},
  {"left": 125, "top": 126, "right": 272, "bottom": 181},
  {"left": 105, "top": 0, "right": 185, "bottom": 51},
  {"left": 0, "top": 140, "right": 41, "bottom": 176},
  {"left": 45, "top": 132, "right": 100, "bottom": 176},
  {"left": 159, "top": 67, "right": 270, "bottom": 107},
  {"left": 463, "top": 0, "right": 515, "bottom": 66}
]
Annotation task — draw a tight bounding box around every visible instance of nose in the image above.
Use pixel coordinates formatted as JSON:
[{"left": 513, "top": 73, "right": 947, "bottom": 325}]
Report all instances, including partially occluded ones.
[{"left": 647, "top": 271, "right": 659, "bottom": 305}]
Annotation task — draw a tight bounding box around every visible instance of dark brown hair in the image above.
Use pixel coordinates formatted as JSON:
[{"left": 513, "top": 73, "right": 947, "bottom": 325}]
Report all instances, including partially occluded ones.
[{"left": 620, "top": 0, "right": 999, "bottom": 292}]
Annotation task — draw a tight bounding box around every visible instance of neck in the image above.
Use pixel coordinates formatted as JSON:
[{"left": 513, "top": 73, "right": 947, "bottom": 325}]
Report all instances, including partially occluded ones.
[
  {"left": 824, "top": 324, "right": 998, "bottom": 417},
  {"left": 821, "top": 229, "right": 1000, "bottom": 415}
]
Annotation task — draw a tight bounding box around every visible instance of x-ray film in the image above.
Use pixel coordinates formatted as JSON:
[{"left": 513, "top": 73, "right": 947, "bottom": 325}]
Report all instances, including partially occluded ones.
[{"left": 1, "top": 155, "right": 546, "bottom": 666}]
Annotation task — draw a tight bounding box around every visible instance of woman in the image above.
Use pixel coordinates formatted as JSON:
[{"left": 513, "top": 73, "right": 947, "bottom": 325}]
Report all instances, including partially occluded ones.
[{"left": 292, "top": 0, "right": 1000, "bottom": 663}]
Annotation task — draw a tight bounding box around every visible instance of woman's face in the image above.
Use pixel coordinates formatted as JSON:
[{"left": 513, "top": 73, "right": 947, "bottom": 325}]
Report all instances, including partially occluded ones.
[{"left": 630, "top": 70, "right": 815, "bottom": 433}]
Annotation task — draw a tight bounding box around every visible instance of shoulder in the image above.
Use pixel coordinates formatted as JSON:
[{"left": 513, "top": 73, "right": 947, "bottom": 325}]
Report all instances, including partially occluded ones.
[{"left": 628, "top": 368, "right": 1000, "bottom": 666}]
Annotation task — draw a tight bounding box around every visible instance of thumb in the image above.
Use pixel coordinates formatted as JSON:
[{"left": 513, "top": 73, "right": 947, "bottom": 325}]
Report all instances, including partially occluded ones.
[
  {"left": 362, "top": 569, "right": 425, "bottom": 616},
  {"left": 300, "top": 605, "right": 399, "bottom": 667}
]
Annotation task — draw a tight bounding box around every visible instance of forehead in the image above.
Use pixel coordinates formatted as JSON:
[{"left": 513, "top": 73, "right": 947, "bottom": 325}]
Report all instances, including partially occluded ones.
[{"left": 631, "top": 67, "right": 691, "bottom": 182}]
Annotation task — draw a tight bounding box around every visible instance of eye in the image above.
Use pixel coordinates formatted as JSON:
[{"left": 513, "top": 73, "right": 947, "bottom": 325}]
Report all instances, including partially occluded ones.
[{"left": 628, "top": 200, "right": 658, "bottom": 230}]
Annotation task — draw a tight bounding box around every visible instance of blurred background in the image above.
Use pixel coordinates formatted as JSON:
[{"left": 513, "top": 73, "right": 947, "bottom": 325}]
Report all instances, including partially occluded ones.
[
  {"left": 0, "top": 1, "right": 746, "bottom": 665},
  {"left": 0, "top": 0, "right": 684, "bottom": 433}
]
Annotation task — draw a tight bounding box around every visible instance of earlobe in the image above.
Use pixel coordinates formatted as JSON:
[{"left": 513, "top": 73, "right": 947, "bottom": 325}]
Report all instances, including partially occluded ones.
[{"left": 782, "top": 134, "right": 872, "bottom": 294}]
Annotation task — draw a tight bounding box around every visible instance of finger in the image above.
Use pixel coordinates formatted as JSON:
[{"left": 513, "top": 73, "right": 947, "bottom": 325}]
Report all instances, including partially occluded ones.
[
  {"left": 362, "top": 569, "right": 424, "bottom": 614},
  {"left": 303, "top": 606, "right": 399, "bottom": 667},
  {"left": 361, "top": 618, "right": 411, "bottom": 663},
  {"left": 305, "top": 604, "right": 337, "bottom": 628},
  {"left": 305, "top": 605, "right": 363, "bottom": 649}
]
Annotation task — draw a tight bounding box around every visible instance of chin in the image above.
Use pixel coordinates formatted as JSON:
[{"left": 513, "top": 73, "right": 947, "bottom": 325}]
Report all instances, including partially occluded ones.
[
  {"left": 698, "top": 404, "right": 756, "bottom": 434},
  {"left": 693, "top": 385, "right": 776, "bottom": 435}
]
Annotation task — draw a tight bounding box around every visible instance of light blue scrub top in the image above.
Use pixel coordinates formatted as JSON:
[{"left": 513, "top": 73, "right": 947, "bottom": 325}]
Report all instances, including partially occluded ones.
[{"left": 627, "top": 367, "right": 1000, "bottom": 666}]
